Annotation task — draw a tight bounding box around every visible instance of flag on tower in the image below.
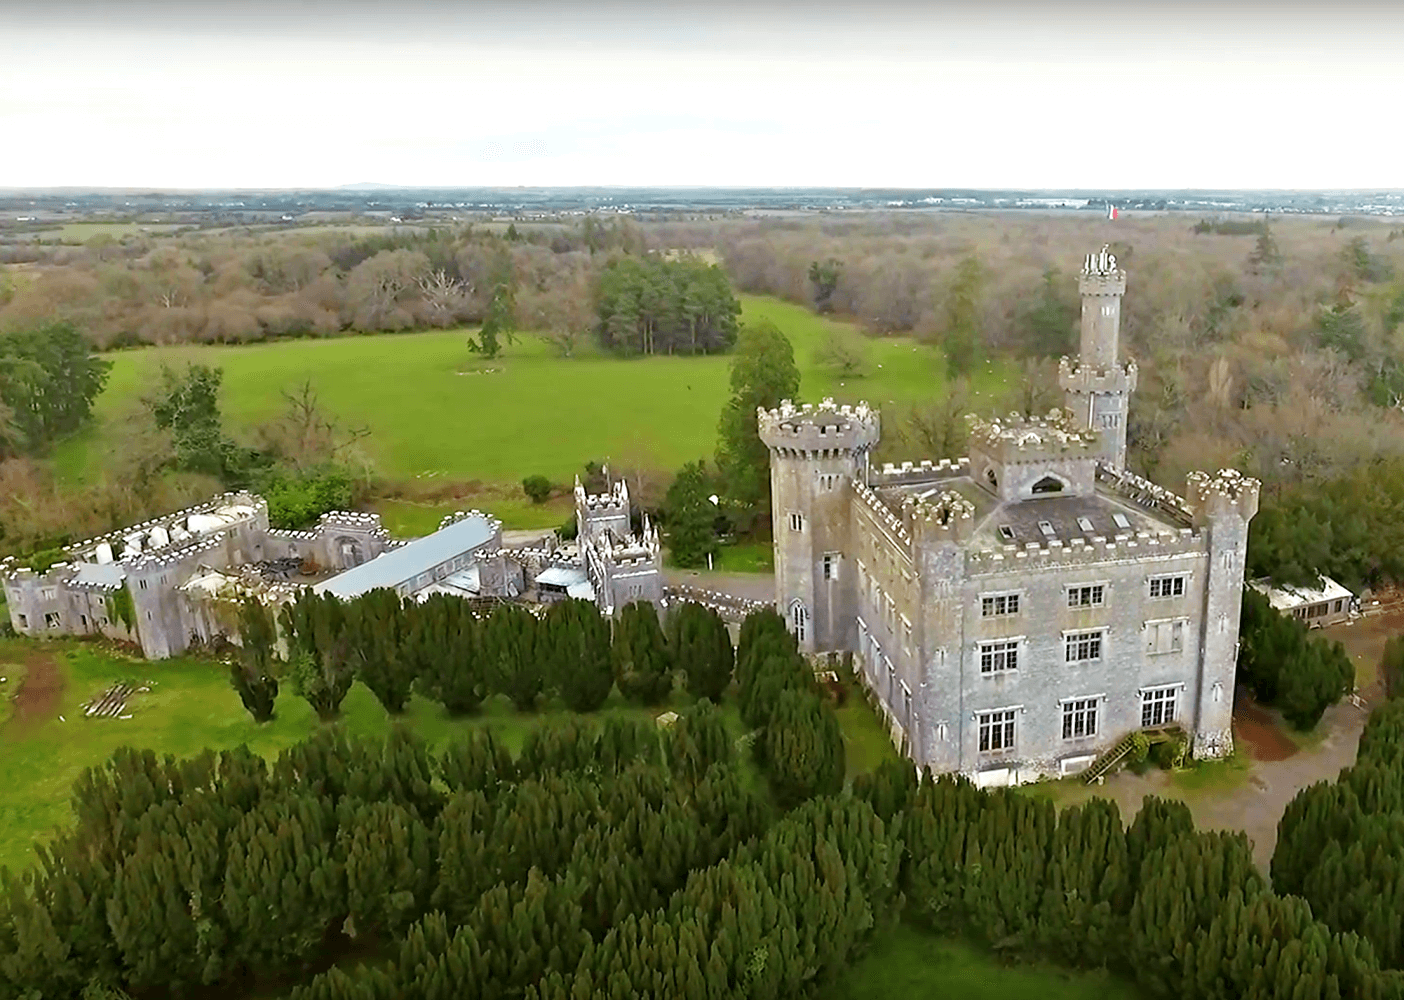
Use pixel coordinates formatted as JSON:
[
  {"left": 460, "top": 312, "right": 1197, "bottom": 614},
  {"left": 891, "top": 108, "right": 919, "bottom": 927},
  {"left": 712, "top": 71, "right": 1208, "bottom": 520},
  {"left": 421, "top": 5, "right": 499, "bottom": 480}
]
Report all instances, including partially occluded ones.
[{"left": 1107, "top": 204, "right": 1119, "bottom": 221}]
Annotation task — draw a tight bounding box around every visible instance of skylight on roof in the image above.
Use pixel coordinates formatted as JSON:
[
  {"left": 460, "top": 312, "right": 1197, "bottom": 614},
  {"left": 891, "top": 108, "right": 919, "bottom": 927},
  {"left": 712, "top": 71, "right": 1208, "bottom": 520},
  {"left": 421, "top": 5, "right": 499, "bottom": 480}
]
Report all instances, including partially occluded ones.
[
  {"left": 1038, "top": 520, "right": 1056, "bottom": 537},
  {"left": 998, "top": 525, "right": 1015, "bottom": 541},
  {"left": 1077, "top": 517, "right": 1094, "bottom": 532},
  {"left": 1112, "top": 513, "right": 1131, "bottom": 530}
]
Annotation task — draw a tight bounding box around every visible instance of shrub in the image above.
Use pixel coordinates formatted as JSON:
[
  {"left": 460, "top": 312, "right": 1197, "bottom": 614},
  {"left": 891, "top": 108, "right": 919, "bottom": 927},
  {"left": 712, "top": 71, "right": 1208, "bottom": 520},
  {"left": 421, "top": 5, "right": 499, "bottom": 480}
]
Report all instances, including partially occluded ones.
[{"left": 521, "top": 475, "right": 553, "bottom": 504}]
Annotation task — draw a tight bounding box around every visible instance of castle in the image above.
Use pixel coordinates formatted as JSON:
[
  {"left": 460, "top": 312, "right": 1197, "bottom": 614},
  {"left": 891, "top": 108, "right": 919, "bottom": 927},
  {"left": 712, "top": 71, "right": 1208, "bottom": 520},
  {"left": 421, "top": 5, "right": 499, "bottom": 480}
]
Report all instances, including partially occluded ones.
[
  {"left": 760, "top": 248, "right": 1259, "bottom": 784},
  {"left": 3, "top": 470, "right": 663, "bottom": 658}
]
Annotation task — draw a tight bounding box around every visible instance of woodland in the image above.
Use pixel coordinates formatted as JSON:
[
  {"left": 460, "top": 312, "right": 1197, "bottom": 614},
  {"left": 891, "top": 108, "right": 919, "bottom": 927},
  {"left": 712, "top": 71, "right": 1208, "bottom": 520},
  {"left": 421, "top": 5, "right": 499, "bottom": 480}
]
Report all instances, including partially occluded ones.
[{"left": 7, "top": 601, "right": 1404, "bottom": 1000}]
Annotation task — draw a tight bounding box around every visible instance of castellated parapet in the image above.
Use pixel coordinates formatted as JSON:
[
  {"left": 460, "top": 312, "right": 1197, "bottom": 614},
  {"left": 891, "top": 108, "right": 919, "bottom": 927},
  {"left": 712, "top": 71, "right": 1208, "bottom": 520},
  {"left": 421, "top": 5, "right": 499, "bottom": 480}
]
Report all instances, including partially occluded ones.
[
  {"left": 758, "top": 398, "right": 881, "bottom": 456},
  {"left": 1186, "top": 468, "right": 1261, "bottom": 523},
  {"left": 900, "top": 490, "right": 976, "bottom": 546},
  {"left": 967, "top": 408, "right": 1102, "bottom": 465},
  {"left": 870, "top": 457, "right": 970, "bottom": 486},
  {"left": 966, "top": 525, "right": 1208, "bottom": 577},
  {"left": 1058, "top": 356, "right": 1139, "bottom": 395}
]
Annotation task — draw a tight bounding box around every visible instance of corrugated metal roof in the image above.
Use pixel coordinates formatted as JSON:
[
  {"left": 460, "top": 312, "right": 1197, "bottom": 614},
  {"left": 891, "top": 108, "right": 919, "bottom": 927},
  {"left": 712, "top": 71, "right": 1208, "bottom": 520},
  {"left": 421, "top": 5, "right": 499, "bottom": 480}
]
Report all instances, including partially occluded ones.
[
  {"left": 1250, "top": 576, "right": 1354, "bottom": 610},
  {"left": 74, "top": 562, "right": 127, "bottom": 589},
  {"left": 313, "top": 515, "right": 496, "bottom": 600},
  {"left": 536, "top": 566, "right": 587, "bottom": 588}
]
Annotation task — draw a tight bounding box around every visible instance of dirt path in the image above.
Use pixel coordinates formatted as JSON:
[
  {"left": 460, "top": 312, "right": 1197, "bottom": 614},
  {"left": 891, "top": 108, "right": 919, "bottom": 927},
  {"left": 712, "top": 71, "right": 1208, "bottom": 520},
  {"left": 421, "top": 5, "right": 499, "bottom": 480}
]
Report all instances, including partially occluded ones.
[
  {"left": 1234, "top": 698, "right": 1298, "bottom": 762},
  {"left": 9, "top": 648, "right": 64, "bottom": 733}
]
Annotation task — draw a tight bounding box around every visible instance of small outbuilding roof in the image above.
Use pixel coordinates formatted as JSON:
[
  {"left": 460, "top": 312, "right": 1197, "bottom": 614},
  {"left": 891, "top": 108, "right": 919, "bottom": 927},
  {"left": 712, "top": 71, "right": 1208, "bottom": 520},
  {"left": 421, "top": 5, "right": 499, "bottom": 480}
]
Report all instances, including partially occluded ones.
[
  {"left": 1249, "top": 576, "right": 1354, "bottom": 612},
  {"left": 314, "top": 514, "right": 497, "bottom": 600},
  {"left": 535, "top": 566, "right": 587, "bottom": 589}
]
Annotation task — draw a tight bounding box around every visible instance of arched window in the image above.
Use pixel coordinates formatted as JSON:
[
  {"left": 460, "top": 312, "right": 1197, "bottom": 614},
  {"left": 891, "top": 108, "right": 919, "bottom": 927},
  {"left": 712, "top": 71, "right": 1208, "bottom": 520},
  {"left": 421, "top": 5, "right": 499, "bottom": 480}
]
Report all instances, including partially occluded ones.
[
  {"left": 1031, "top": 475, "right": 1065, "bottom": 495},
  {"left": 790, "top": 600, "right": 809, "bottom": 643},
  {"left": 985, "top": 468, "right": 999, "bottom": 490}
]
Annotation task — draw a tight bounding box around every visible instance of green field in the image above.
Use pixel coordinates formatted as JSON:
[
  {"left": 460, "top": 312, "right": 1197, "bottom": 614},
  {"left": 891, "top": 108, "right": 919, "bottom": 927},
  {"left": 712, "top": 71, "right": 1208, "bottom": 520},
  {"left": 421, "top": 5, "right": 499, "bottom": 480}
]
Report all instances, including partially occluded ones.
[
  {"left": 53, "top": 296, "right": 1012, "bottom": 498},
  {"left": 821, "top": 924, "right": 1142, "bottom": 1000},
  {"left": 34, "top": 222, "right": 189, "bottom": 243},
  {"left": 0, "top": 636, "right": 900, "bottom": 874}
]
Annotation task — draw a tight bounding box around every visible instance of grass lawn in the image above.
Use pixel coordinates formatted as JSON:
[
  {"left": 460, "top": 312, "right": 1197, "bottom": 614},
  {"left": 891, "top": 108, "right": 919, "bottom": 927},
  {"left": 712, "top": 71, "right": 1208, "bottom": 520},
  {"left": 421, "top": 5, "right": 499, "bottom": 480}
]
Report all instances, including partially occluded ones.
[
  {"left": 710, "top": 540, "right": 774, "bottom": 573},
  {"left": 820, "top": 923, "right": 1142, "bottom": 1000},
  {"left": 0, "top": 635, "right": 897, "bottom": 875},
  {"left": 52, "top": 296, "right": 1013, "bottom": 492},
  {"left": 0, "top": 659, "right": 25, "bottom": 728},
  {"left": 373, "top": 494, "right": 573, "bottom": 536}
]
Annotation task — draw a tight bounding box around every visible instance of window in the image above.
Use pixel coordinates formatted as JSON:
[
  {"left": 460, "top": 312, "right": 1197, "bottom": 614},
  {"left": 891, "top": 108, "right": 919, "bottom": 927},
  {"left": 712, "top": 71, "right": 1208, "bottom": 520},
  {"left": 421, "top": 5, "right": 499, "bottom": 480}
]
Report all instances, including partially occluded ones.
[
  {"left": 80, "top": 614, "right": 88, "bottom": 627},
  {"left": 1099, "top": 413, "right": 1121, "bottom": 429},
  {"left": 822, "top": 553, "right": 840, "bottom": 581},
  {"left": 980, "top": 640, "right": 1019, "bottom": 674},
  {"left": 1146, "top": 619, "right": 1186, "bottom": 655},
  {"left": 41, "top": 586, "right": 57, "bottom": 602},
  {"left": 1149, "top": 575, "right": 1186, "bottom": 599},
  {"left": 817, "top": 472, "right": 840, "bottom": 492},
  {"left": 978, "top": 709, "right": 1017, "bottom": 752},
  {"left": 981, "top": 593, "right": 1020, "bottom": 617},
  {"left": 1077, "top": 517, "right": 1094, "bottom": 532},
  {"left": 1062, "top": 698, "right": 1099, "bottom": 739},
  {"left": 1333, "top": 600, "right": 1343, "bottom": 613},
  {"left": 1112, "top": 513, "right": 1131, "bottom": 530},
  {"left": 139, "top": 579, "right": 148, "bottom": 591},
  {"left": 1065, "top": 630, "right": 1103, "bottom": 664},
  {"left": 1067, "top": 584, "right": 1105, "bottom": 608},
  {"left": 998, "top": 525, "right": 1015, "bottom": 541},
  {"left": 1141, "top": 686, "right": 1178, "bottom": 727},
  {"left": 787, "top": 512, "right": 805, "bottom": 532},
  {"left": 1038, "top": 520, "right": 1057, "bottom": 538},
  {"left": 790, "top": 601, "right": 809, "bottom": 642},
  {"left": 44, "top": 612, "right": 60, "bottom": 628},
  {"left": 17, "top": 613, "right": 28, "bottom": 628},
  {"left": 1032, "top": 476, "right": 1064, "bottom": 495}
]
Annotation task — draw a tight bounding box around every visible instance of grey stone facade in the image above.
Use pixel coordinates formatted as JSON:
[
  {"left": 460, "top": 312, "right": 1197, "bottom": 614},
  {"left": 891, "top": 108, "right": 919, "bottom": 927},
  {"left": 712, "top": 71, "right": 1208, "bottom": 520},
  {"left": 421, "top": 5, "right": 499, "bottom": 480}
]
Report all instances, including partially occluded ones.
[
  {"left": 1, "top": 493, "right": 520, "bottom": 659},
  {"left": 573, "top": 474, "right": 663, "bottom": 614},
  {"left": 760, "top": 250, "right": 1259, "bottom": 784}
]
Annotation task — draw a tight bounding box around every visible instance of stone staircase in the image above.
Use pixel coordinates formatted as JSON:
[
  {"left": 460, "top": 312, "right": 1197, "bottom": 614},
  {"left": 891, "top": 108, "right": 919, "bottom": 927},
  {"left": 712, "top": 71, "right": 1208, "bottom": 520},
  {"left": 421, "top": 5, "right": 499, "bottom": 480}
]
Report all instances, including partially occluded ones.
[{"left": 1082, "top": 724, "right": 1185, "bottom": 783}]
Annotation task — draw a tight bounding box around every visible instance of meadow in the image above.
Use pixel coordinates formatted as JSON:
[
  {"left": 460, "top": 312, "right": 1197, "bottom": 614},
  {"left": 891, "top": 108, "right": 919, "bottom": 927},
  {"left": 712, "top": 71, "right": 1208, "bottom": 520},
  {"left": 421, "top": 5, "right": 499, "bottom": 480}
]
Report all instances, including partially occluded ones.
[
  {"left": 0, "top": 636, "right": 900, "bottom": 875},
  {"left": 53, "top": 296, "right": 1012, "bottom": 511}
]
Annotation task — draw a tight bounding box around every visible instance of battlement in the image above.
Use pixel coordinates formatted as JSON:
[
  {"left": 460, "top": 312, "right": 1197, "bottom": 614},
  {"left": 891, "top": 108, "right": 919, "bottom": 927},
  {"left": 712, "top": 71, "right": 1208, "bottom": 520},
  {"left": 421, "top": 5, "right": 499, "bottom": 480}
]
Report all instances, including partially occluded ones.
[
  {"left": 870, "top": 457, "right": 970, "bottom": 486},
  {"left": 320, "top": 510, "right": 387, "bottom": 532},
  {"left": 1094, "top": 464, "right": 1195, "bottom": 523},
  {"left": 968, "top": 525, "right": 1209, "bottom": 576},
  {"left": 968, "top": 408, "right": 1102, "bottom": 466},
  {"left": 127, "top": 533, "right": 227, "bottom": 572},
  {"left": 575, "top": 475, "right": 630, "bottom": 513},
  {"left": 437, "top": 509, "right": 503, "bottom": 537},
  {"left": 853, "top": 480, "right": 913, "bottom": 550},
  {"left": 65, "top": 491, "right": 266, "bottom": 559},
  {"left": 758, "top": 398, "right": 881, "bottom": 454},
  {"left": 1058, "top": 357, "right": 1139, "bottom": 395},
  {"left": 1186, "top": 469, "right": 1261, "bottom": 523},
  {"left": 900, "top": 490, "right": 976, "bottom": 545},
  {"left": 1079, "top": 245, "right": 1126, "bottom": 294}
]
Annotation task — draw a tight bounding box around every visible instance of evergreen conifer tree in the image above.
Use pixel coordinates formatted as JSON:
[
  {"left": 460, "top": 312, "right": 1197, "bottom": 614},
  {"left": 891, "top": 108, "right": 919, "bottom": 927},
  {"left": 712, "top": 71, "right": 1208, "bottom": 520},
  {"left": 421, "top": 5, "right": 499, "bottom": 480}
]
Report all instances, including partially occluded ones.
[
  {"left": 543, "top": 598, "right": 614, "bottom": 712},
  {"left": 612, "top": 601, "right": 674, "bottom": 705},
  {"left": 669, "top": 601, "right": 735, "bottom": 702},
  {"left": 481, "top": 602, "right": 543, "bottom": 710}
]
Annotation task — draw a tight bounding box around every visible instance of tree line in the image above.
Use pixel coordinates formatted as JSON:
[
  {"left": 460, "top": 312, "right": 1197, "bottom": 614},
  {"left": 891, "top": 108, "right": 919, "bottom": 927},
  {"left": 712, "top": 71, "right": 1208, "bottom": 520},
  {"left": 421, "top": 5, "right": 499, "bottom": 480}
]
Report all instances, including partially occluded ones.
[
  {"left": 1238, "top": 587, "right": 1355, "bottom": 729},
  {"left": 11, "top": 692, "right": 1404, "bottom": 998},
  {"left": 0, "top": 320, "right": 109, "bottom": 460},
  {"left": 593, "top": 255, "right": 741, "bottom": 356}
]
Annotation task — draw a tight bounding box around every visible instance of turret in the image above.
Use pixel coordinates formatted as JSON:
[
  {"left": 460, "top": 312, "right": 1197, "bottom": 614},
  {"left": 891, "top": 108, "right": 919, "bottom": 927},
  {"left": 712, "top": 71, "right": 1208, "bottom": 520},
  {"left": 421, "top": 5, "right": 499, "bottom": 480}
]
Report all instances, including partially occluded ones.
[
  {"left": 1185, "top": 468, "right": 1261, "bottom": 759},
  {"left": 758, "top": 398, "right": 881, "bottom": 653},
  {"left": 1060, "top": 246, "right": 1137, "bottom": 469},
  {"left": 965, "top": 408, "right": 1102, "bottom": 502}
]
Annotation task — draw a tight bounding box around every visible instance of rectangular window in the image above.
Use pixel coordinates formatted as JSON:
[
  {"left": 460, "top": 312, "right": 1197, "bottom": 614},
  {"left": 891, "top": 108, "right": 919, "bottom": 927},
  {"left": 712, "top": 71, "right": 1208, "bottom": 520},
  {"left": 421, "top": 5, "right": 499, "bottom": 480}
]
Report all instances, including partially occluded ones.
[
  {"left": 1062, "top": 698, "right": 1098, "bottom": 739},
  {"left": 41, "top": 586, "right": 57, "bottom": 601},
  {"left": 822, "top": 553, "right": 840, "bottom": 581},
  {"left": 981, "top": 593, "right": 1020, "bottom": 617},
  {"left": 80, "top": 614, "right": 88, "bottom": 627},
  {"left": 978, "top": 709, "right": 1017, "bottom": 752},
  {"left": 18, "top": 613, "right": 28, "bottom": 628},
  {"left": 44, "top": 612, "right": 60, "bottom": 628},
  {"left": 1146, "top": 619, "right": 1186, "bottom": 655},
  {"left": 1142, "top": 686, "right": 1178, "bottom": 727},
  {"left": 1149, "top": 574, "right": 1186, "bottom": 599},
  {"left": 139, "top": 579, "right": 148, "bottom": 591},
  {"left": 979, "top": 640, "right": 1019, "bottom": 674},
  {"left": 789, "top": 512, "right": 804, "bottom": 532},
  {"left": 1067, "top": 585, "right": 1105, "bottom": 608},
  {"left": 1076, "top": 516, "right": 1094, "bottom": 532},
  {"left": 1065, "top": 630, "right": 1103, "bottom": 664}
]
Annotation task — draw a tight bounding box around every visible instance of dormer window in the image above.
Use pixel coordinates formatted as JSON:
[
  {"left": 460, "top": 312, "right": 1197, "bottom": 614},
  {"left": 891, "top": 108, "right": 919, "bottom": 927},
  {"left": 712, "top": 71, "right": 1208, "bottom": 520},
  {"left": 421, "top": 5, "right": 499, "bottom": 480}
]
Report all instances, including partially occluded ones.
[
  {"left": 1032, "top": 476, "right": 1064, "bottom": 495},
  {"left": 1112, "top": 513, "right": 1131, "bottom": 530},
  {"left": 998, "top": 525, "right": 1015, "bottom": 542},
  {"left": 1076, "top": 517, "right": 1094, "bottom": 532},
  {"left": 986, "top": 468, "right": 999, "bottom": 490},
  {"left": 1038, "top": 521, "right": 1056, "bottom": 538}
]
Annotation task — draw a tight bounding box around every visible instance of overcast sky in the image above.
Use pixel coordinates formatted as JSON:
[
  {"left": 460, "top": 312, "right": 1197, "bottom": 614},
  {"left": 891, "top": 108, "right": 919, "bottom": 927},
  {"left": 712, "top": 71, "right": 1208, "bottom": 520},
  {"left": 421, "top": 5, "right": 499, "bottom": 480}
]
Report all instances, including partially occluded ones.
[{"left": 2, "top": 1, "right": 1400, "bottom": 190}]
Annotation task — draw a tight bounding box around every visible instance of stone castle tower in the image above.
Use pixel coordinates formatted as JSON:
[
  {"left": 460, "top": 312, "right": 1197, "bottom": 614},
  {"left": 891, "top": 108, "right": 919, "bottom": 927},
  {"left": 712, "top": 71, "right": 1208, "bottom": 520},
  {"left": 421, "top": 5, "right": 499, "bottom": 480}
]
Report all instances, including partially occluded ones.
[
  {"left": 758, "top": 400, "right": 880, "bottom": 653},
  {"left": 1059, "top": 245, "right": 1138, "bottom": 469}
]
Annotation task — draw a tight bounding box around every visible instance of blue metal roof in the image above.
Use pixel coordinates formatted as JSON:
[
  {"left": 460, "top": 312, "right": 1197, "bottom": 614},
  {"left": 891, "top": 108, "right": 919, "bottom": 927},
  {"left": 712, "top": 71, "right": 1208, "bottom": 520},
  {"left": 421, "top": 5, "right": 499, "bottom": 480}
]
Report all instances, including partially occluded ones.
[{"left": 313, "top": 515, "right": 496, "bottom": 600}]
